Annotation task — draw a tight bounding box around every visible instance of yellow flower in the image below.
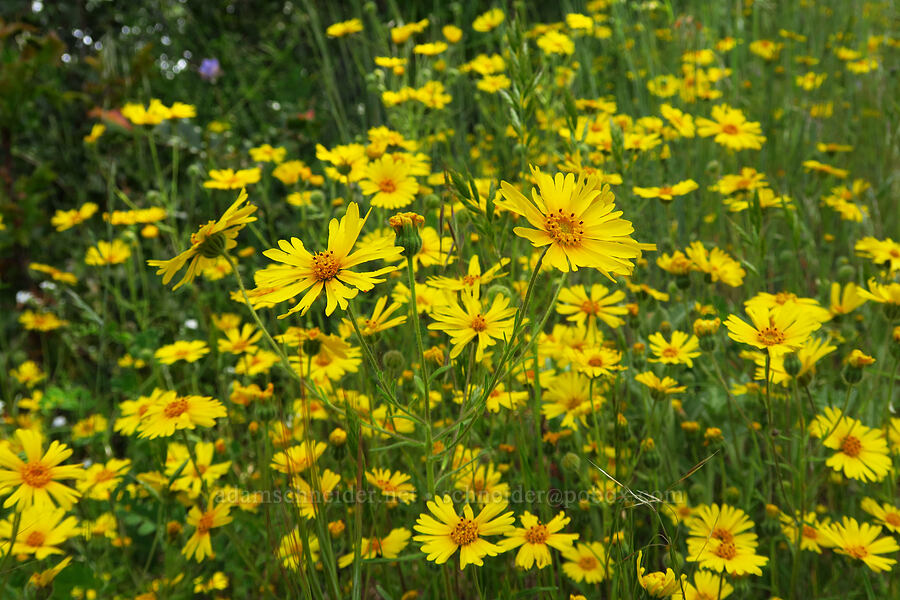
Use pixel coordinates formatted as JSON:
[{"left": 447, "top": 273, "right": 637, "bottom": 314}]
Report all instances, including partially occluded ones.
[
  {"left": 154, "top": 340, "right": 210, "bottom": 364},
  {"left": 279, "top": 529, "right": 320, "bottom": 570},
  {"left": 28, "top": 556, "right": 72, "bottom": 588},
  {"left": 326, "top": 18, "right": 363, "bottom": 38},
  {"left": 252, "top": 202, "right": 402, "bottom": 317},
  {"left": 427, "top": 292, "right": 517, "bottom": 361},
  {"left": 203, "top": 168, "right": 262, "bottom": 189},
  {"left": 472, "top": 8, "right": 505, "bottom": 33},
  {"left": 358, "top": 155, "right": 419, "bottom": 209},
  {"left": 248, "top": 143, "right": 286, "bottom": 163},
  {"left": 10, "top": 360, "right": 47, "bottom": 387},
  {"left": 724, "top": 304, "right": 821, "bottom": 357},
  {"left": 166, "top": 442, "right": 231, "bottom": 498},
  {"left": 414, "top": 41, "right": 448, "bottom": 56},
  {"left": 695, "top": 104, "right": 766, "bottom": 150},
  {"left": 338, "top": 528, "right": 411, "bottom": 568},
  {"left": 182, "top": 500, "right": 233, "bottom": 562},
  {"left": 496, "top": 166, "right": 654, "bottom": 275},
  {"left": 811, "top": 408, "right": 891, "bottom": 482},
  {"left": 685, "top": 242, "right": 745, "bottom": 287},
  {"left": 271, "top": 442, "right": 327, "bottom": 476},
  {"left": 556, "top": 283, "right": 627, "bottom": 329},
  {"left": 19, "top": 310, "right": 68, "bottom": 331},
  {"left": 147, "top": 188, "right": 257, "bottom": 289},
  {"left": 858, "top": 278, "right": 900, "bottom": 306},
  {"left": 820, "top": 517, "right": 899, "bottom": 572},
  {"left": 413, "top": 494, "right": 514, "bottom": 569},
  {"left": 365, "top": 468, "right": 417, "bottom": 504},
  {"left": 633, "top": 179, "right": 698, "bottom": 202},
  {"left": 500, "top": 511, "right": 578, "bottom": 570},
  {"left": 29, "top": 263, "right": 78, "bottom": 285},
  {"left": 0, "top": 429, "right": 83, "bottom": 509},
  {"left": 52, "top": 202, "right": 98, "bottom": 231},
  {"left": 340, "top": 296, "right": 407, "bottom": 337},
  {"left": 476, "top": 74, "right": 511, "bottom": 93},
  {"left": 85, "top": 239, "right": 132, "bottom": 265},
  {"left": 137, "top": 391, "right": 227, "bottom": 439},
  {"left": 561, "top": 541, "right": 612, "bottom": 583},
  {"left": 636, "top": 550, "right": 685, "bottom": 596},
  {"left": 861, "top": 498, "right": 900, "bottom": 534},
  {"left": 537, "top": 31, "right": 575, "bottom": 55},
  {"left": 681, "top": 570, "right": 734, "bottom": 600},
  {"left": 83, "top": 123, "right": 105, "bottom": 143},
  {"left": 686, "top": 504, "right": 768, "bottom": 576},
  {"left": 0, "top": 504, "right": 79, "bottom": 559},
  {"left": 78, "top": 459, "right": 131, "bottom": 501},
  {"left": 648, "top": 331, "right": 701, "bottom": 367},
  {"left": 217, "top": 324, "right": 262, "bottom": 355},
  {"left": 427, "top": 255, "right": 508, "bottom": 299},
  {"left": 443, "top": 25, "right": 463, "bottom": 43}
]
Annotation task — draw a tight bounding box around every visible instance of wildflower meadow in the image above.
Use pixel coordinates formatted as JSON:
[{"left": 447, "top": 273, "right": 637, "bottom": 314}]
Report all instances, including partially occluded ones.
[{"left": 2, "top": 0, "right": 900, "bottom": 598}]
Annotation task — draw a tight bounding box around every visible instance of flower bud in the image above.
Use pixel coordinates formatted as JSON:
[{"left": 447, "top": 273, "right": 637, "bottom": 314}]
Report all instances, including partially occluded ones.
[
  {"left": 388, "top": 212, "right": 425, "bottom": 256},
  {"left": 783, "top": 352, "right": 802, "bottom": 377},
  {"left": 198, "top": 231, "right": 228, "bottom": 259},
  {"left": 382, "top": 350, "right": 405, "bottom": 378}
]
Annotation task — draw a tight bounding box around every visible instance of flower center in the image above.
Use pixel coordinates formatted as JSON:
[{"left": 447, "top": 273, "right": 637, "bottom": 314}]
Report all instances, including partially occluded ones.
[
  {"left": 714, "top": 541, "right": 737, "bottom": 560},
  {"left": 802, "top": 525, "right": 818, "bottom": 539},
  {"left": 661, "top": 346, "right": 680, "bottom": 358},
  {"left": 580, "top": 300, "right": 600, "bottom": 315},
  {"left": 524, "top": 524, "right": 549, "bottom": 544},
  {"left": 711, "top": 528, "right": 734, "bottom": 543},
  {"left": 588, "top": 355, "right": 605, "bottom": 367},
  {"left": 578, "top": 555, "right": 598, "bottom": 570},
  {"left": 471, "top": 314, "right": 488, "bottom": 332},
  {"left": 756, "top": 326, "right": 785, "bottom": 346},
  {"left": 885, "top": 513, "right": 900, "bottom": 527},
  {"left": 450, "top": 518, "right": 479, "bottom": 546},
  {"left": 197, "top": 512, "right": 215, "bottom": 535},
  {"left": 312, "top": 251, "right": 340, "bottom": 281},
  {"left": 659, "top": 186, "right": 674, "bottom": 196},
  {"left": 26, "top": 531, "right": 46, "bottom": 547},
  {"left": 846, "top": 545, "right": 868, "bottom": 559},
  {"left": 840, "top": 435, "right": 862, "bottom": 457},
  {"left": 95, "top": 469, "right": 116, "bottom": 482},
  {"left": 164, "top": 398, "right": 189, "bottom": 419},
  {"left": 721, "top": 123, "right": 739, "bottom": 135},
  {"left": 545, "top": 210, "right": 584, "bottom": 246},
  {"left": 378, "top": 178, "right": 398, "bottom": 194},
  {"left": 22, "top": 463, "right": 52, "bottom": 488},
  {"left": 376, "top": 479, "right": 397, "bottom": 493},
  {"left": 462, "top": 275, "right": 478, "bottom": 287}
]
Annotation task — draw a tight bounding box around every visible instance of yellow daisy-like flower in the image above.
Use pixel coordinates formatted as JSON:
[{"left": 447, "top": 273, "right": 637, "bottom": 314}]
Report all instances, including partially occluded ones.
[
  {"left": 147, "top": 188, "right": 257, "bottom": 289},
  {"left": 154, "top": 340, "right": 210, "bottom": 364},
  {"left": 202, "top": 168, "right": 261, "bottom": 189},
  {"left": 271, "top": 442, "right": 327, "bottom": 476},
  {"left": 413, "top": 494, "right": 514, "bottom": 570},
  {"left": 137, "top": 391, "right": 227, "bottom": 439},
  {"left": 811, "top": 408, "right": 891, "bottom": 482},
  {"left": 497, "top": 166, "right": 655, "bottom": 275},
  {"left": 0, "top": 429, "right": 83, "bottom": 509},
  {"left": 472, "top": 8, "right": 505, "bottom": 33},
  {"left": 558, "top": 283, "right": 627, "bottom": 331},
  {"left": 861, "top": 498, "right": 900, "bottom": 534},
  {"left": 52, "top": 202, "right": 98, "bottom": 231},
  {"left": 182, "top": 500, "right": 233, "bottom": 562},
  {"left": 636, "top": 550, "right": 686, "bottom": 597},
  {"left": 648, "top": 331, "right": 701, "bottom": 367},
  {"left": 427, "top": 292, "right": 517, "bottom": 361},
  {"left": 681, "top": 570, "right": 733, "bottom": 600},
  {"left": 427, "top": 255, "right": 508, "bottom": 299},
  {"left": 724, "top": 304, "right": 822, "bottom": 357},
  {"left": 633, "top": 179, "right": 699, "bottom": 202},
  {"left": 500, "top": 511, "right": 579, "bottom": 570},
  {"left": 85, "top": 239, "right": 132, "bottom": 265},
  {"left": 695, "top": 104, "right": 766, "bottom": 150},
  {"left": 0, "top": 504, "right": 79, "bottom": 560},
  {"left": 326, "top": 18, "right": 363, "bottom": 38},
  {"left": 561, "top": 541, "right": 612, "bottom": 583},
  {"left": 820, "top": 517, "right": 899, "bottom": 573},
  {"left": 858, "top": 278, "right": 900, "bottom": 306},
  {"left": 338, "top": 528, "right": 411, "bottom": 568},
  {"left": 365, "top": 468, "right": 417, "bottom": 504},
  {"left": 358, "top": 155, "right": 419, "bottom": 209},
  {"left": 253, "top": 202, "right": 402, "bottom": 317},
  {"left": 634, "top": 371, "right": 687, "bottom": 400},
  {"left": 248, "top": 143, "right": 286, "bottom": 163}
]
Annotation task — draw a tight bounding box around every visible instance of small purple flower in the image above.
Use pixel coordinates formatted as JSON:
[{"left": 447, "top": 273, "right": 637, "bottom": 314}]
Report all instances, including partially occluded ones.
[{"left": 198, "top": 58, "right": 222, "bottom": 82}]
